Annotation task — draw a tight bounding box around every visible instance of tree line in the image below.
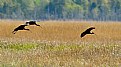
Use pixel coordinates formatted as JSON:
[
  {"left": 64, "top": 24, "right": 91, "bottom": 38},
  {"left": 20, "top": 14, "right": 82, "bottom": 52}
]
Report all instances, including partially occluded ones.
[{"left": 0, "top": 0, "right": 121, "bottom": 21}]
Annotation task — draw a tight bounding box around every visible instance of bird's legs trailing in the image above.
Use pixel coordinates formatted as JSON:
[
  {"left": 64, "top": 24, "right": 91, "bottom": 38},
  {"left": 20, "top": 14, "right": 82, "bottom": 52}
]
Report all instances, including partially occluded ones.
[
  {"left": 24, "top": 28, "right": 32, "bottom": 32},
  {"left": 24, "top": 28, "right": 29, "bottom": 30}
]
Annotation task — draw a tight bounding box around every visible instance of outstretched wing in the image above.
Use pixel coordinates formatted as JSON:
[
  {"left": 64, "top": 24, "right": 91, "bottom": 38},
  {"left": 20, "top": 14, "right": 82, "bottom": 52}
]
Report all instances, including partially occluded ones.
[
  {"left": 13, "top": 25, "right": 27, "bottom": 31},
  {"left": 18, "top": 25, "right": 27, "bottom": 28},
  {"left": 80, "top": 27, "right": 95, "bottom": 38},
  {"left": 85, "top": 27, "right": 95, "bottom": 32},
  {"left": 80, "top": 32, "right": 86, "bottom": 38}
]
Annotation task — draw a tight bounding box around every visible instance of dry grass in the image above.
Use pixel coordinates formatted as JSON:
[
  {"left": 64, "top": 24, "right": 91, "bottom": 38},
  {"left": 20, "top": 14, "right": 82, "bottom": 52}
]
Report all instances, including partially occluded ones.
[{"left": 0, "top": 20, "right": 121, "bottom": 67}]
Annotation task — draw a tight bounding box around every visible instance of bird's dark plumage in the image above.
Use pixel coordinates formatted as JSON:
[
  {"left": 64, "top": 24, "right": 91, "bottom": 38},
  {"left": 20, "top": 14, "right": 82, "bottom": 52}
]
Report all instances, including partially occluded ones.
[
  {"left": 12, "top": 25, "right": 30, "bottom": 34},
  {"left": 25, "top": 20, "right": 41, "bottom": 26},
  {"left": 81, "top": 27, "right": 95, "bottom": 38}
]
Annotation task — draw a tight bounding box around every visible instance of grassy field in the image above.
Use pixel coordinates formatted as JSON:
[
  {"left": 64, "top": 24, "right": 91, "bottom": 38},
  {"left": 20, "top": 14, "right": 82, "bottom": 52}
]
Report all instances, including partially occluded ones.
[{"left": 0, "top": 20, "right": 121, "bottom": 67}]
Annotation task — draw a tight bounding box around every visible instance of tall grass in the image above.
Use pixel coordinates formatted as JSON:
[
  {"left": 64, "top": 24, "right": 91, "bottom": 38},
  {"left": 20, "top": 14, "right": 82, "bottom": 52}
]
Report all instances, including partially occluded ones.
[{"left": 0, "top": 20, "right": 121, "bottom": 67}]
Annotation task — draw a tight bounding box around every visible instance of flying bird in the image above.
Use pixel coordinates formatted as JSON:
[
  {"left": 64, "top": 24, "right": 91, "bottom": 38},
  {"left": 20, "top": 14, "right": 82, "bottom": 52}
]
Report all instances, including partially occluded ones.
[
  {"left": 12, "top": 24, "right": 30, "bottom": 34},
  {"left": 81, "top": 27, "right": 95, "bottom": 38},
  {"left": 25, "top": 20, "right": 42, "bottom": 28}
]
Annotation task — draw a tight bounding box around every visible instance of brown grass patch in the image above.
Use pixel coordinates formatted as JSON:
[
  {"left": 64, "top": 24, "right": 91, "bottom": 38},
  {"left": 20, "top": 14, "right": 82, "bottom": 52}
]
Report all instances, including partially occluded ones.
[
  {"left": 0, "top": 20, "right": 121, "bottom": 67},
  {"left": 0, "top": 20, "right": 121, "bottom": 42}
]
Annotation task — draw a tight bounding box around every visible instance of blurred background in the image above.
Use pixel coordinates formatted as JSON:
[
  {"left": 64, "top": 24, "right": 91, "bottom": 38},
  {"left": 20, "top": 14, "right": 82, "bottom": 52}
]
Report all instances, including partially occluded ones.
[{"left": 0, "top": 0, "right": 121, "bottom": 21}]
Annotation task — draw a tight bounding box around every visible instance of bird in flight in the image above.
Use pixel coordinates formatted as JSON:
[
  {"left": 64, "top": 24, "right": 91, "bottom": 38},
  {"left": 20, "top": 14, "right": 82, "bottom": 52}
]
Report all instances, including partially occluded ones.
[
  {"left": 25, "top": 20, "right": 42, "bottom": 28},
  {"left": 80, "top": 27, "right": 95, "bottom": 38},
  {"left": 12, "top": 24, "right": 30, "bottom": 34}
]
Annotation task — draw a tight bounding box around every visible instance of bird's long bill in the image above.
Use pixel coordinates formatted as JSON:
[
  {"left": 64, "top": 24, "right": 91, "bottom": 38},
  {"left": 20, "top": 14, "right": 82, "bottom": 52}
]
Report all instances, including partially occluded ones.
[
  {"left": 94, "top": 33, "right": 97, "bottom": 35},
  {"left": 36, "top": 24, "right": 42, "bottom": 27},
  {"left": 38, "top": 25, "right": 43, "bottom": 28},
  {"left": 29, "top": 30, "right": 32, "bottom": 33}
]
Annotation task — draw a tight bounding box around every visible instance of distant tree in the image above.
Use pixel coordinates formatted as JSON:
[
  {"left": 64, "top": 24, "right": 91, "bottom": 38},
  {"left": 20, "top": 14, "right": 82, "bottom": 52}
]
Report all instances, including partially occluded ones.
[{"left": 0, "top": 0, "right": 121, "bottom": 21}]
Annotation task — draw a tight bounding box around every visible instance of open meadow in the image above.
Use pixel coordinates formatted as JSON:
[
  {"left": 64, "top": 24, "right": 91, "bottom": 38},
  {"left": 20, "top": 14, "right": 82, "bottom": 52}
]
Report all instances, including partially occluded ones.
[{"left": 0, "top": 20, "right": 121, "bottom": 67}]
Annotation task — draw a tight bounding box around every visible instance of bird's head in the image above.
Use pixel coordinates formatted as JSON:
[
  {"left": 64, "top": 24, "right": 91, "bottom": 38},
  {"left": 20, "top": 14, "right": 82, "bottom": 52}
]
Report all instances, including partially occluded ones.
[{"left": 25, "top": 21, "right": 29, "bottom": 25}]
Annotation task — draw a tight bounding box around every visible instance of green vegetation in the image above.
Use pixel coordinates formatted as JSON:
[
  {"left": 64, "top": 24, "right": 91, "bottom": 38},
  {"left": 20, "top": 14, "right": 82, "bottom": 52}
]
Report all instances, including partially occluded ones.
[
  {"left": 0, "top": 0, "right": 121, "bottom": 21},
  {"left": 0, "top": 41, "right": 121, "bottom": 67},
  {"left": 0, "top": 21, "right": 121, "bottom": 66},
  {"left": 0, "top": 42, "right": 39, "bottom": 50}
]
